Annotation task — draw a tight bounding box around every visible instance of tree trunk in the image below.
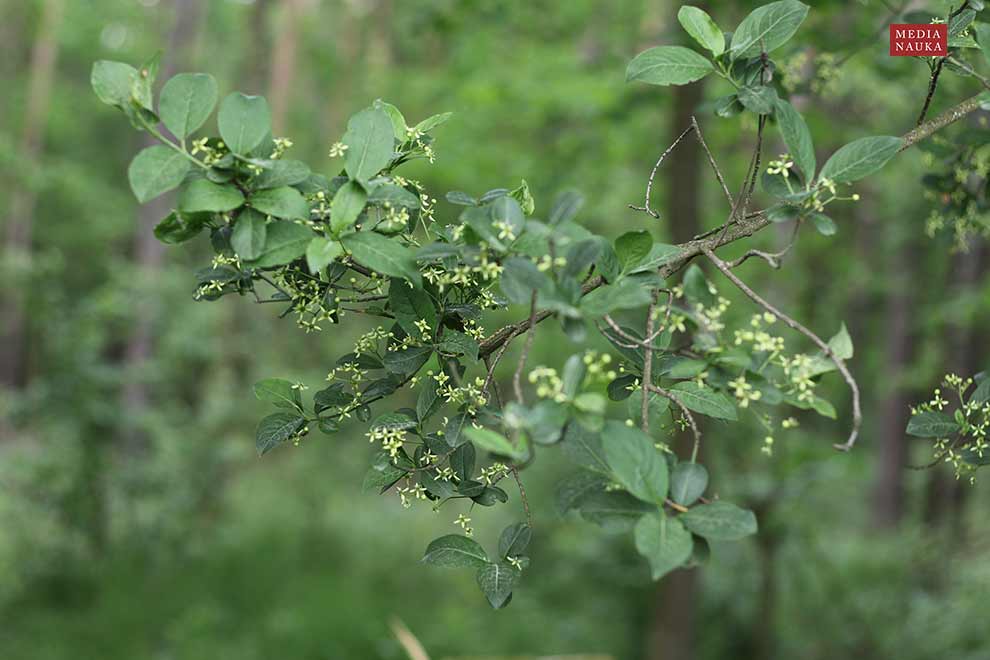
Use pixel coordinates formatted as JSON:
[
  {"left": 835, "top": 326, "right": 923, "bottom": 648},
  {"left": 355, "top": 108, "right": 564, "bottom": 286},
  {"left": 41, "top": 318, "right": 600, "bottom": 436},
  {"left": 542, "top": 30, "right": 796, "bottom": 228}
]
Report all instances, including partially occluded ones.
[
  {"left": 0, "top": 0, "right": 62, "bottom": 390},
  {"left": 268, "top": 0, "right": 302, "bottom": 134},
  {"left": 645, "top": 78, "right": 705, "bottom": 660},
  {"left": 120, "top": 0, "right": 202, "bottom": 450}
]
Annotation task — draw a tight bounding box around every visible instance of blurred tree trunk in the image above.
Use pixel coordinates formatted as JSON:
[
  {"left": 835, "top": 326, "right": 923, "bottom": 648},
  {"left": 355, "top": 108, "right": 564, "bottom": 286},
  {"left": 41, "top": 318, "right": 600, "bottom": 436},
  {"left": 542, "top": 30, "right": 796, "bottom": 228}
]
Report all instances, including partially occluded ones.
[
  {"left": 120, "top": 0, "right": 202, "bottom": 450},
  {"left": 871, "top": 233, "right": 920, "bottom": 529},
  {"left": 923, "top": 247, "right": 985, "bottom": 534},
  {"left": 645, "top": 78, "right": 704, "bottom": 660},
  {"left": 269, "top": 0, "right": 302, "bottom": 134},
  {"left": 0, "top": 0, "right": 62, "bottom": 391}
]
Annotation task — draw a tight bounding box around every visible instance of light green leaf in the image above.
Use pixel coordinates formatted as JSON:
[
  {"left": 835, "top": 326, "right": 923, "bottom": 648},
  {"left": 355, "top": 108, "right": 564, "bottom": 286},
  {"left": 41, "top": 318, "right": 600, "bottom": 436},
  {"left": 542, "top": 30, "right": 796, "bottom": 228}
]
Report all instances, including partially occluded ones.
[
  {"left": 634, "top": 513, "right": 693, "bottom": 580},
  {"left": 580, "top": 279, "right": 653, "bottom": 316},
  {"left": 343, "top": 106, "right": 395, "bottom": 182},
  {"left": 256, "top": 412, "right": 305, "bottom": 456},
  {"left": 243, "top": 220, "right": 312, "bottom": 268},
  {"left": 680, "top": 501, "right": 758, "bottom": 540},
  {"left": 730, "top": 1, "right": 810, "bottom": 59},
  {"left": 774, "top": 98, "right": 815, "bottom": 181},
  {"left": 601, "top": 420, "right": 668, "bottom": 504},
  {"left": 330, "top": 180, "right": 367, "bottom": 234},
  {"left": 415, "top": 111, "right": 453, "bottom": 133},
  {"left": 670, "top": 463, "right": 708, "bottom": 506},
  {"left": 218, "top": 92, "right": 271, "bottom": 155},
  {"left": 231, "top": 208, "right": 267, "bottom": 260},
  {"left": 818, "top": 136, "right": 903, "bottom": 184},
  {"left": 159, "top": 72, "right": 217, "bottom": 139},
  {"left": 91, "top": 60, "right": 138, "bottom": 108},
  {"left": 306, "top": 237, "right": 343, "bottom": 274},
  {"left": 810, "top": 213, "right": 836, "bottom": 236},
  {"left": 737, "top": 85, "right": 778, "bottom": 115},
  {"left": 669, "top": 382, "right": 738, "bottom": 421},
  {"left": 423, "top": 534, "right": 488, "bottom": 568},
  {"left": 464, "top": 427, "right": 527, "bottom": 461},
  {"left": 678, "top": 6, "right": 725, "bottom": 55},
  {"left": 341, "top": 232, "right": 422, "bottom": 287},
  {"left": 476, "top": 562, "right": 520, "bottom": 609},
  {"left": 127, "top": 145, "right": 190, "bottom": 203},
  {"left": 253, "top": 377, "right": 302, "bottom": 411},
  {"left": 626, "top": 46, "right": 714, "bottom": 86},
  {"left": 500, "top": 257, "right": 553, "bottom": 304},
  {"left": 828, "top": 323, "right": 853, "bottom": 360},
  {"left": 628, "top": 243, "right": 682, "bottom": 274},
  {"left": 615, "top": 230, "right": 653, "bottom": 271},
  {"left": 249, "top": 186, "right": 309, "bottom": 219},
  {"left": 975, "top": 22, "right": 990, "bottom": 66},
  {"left": 178, "top": 179, "right": 244, "bottom": 213}
]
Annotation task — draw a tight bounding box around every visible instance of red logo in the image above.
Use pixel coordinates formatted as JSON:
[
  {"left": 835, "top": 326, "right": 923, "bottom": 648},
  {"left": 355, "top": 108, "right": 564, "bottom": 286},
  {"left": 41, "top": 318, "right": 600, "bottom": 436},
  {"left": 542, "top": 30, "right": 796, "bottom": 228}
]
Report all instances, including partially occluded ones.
[{"left": 889, "top": 24, "right": 947, "bottom": 56}]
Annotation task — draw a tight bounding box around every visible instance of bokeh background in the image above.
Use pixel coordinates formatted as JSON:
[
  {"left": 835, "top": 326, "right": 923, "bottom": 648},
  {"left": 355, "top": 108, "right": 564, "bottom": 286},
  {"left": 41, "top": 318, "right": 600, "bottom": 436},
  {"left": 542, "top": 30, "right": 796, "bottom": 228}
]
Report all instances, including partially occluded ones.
[{"left": 2, "top": 1, "right": 989, "bottom": 658}]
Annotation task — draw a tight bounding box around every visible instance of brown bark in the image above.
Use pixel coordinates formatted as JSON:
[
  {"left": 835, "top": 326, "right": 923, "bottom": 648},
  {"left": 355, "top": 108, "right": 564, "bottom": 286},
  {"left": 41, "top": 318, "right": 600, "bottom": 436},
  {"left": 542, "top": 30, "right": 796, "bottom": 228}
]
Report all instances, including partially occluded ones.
[
  {"left": 268, "top": 0, "right": 303, "bottom": 134},
  {"left": 120, "top": 0, "right": 202, "bottom": 449},
  {"left": 645, "top": 78, "right": 705, "bottom": 660},
  {"left": 871, "top": 235, "right": 919, "bottom": 529},
  {"left": 0, "top": 0, "right": 62, "bottom": 390}
]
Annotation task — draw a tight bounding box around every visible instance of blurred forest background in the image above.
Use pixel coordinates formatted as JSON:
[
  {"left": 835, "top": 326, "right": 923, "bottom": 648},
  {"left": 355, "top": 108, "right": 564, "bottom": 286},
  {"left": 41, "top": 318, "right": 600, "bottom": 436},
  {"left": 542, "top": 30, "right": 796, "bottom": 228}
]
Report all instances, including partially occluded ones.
[{"left": 1, "top": 0, "right": 989, "bottom": 658}]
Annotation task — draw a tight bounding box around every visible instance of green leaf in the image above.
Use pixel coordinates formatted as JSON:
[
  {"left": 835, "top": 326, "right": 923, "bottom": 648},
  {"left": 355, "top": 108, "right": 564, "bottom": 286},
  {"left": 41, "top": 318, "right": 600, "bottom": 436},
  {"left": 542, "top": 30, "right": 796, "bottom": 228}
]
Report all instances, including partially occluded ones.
[
  {"left": 422, "top": 535, "right": 488, "bottom": 568},
  {"left": 378, "top": 101, "right": 408, "bottom": 140},
  {"left": 810, "top": 213, "right": 836, "bottom": 236},
  {"left": 218, "top": 92, "right": 271, "bottom": 155},
  {"left": 231, "top": 208, "right": 267, "bottom": 260},
  {"left": 561, "top": 423, "right": 610, "bottom": 473},
  {"left": 971, "top": 377, "right": 990, "bottom": 405},
  {"left": 476, "top": 562, "right": 520, "bottom": 609},
  {"left": 363, "top": 452, "right": 409, "bottom": 493},
  {"left": 383, "top": 345, "right": 433, "bottom": 376},
  {"left": 730, "top": 1, "right": 810, "bottom": 59},
  {"left": 634, "top": 513, "right": 693, "bottom": 580},
  {"left": 601, "top": 420, "right": 668, "bottom": 504},
  {"left": 127, "top": 145, "right": 190, "bottom": 203},
  {"left": 159, "top": 73, "right": 218, "bottom": 139},
  {"left": 368, "top": 182, "right": 419, "bottom": 209},
  {"left": 576, "top": 490, "right": 654, "bottom": 532},
  {"left": 444, "top": 413, "right": 471, "bottom": 448},
  {"left": 415, "top": 111, "right": 453, "bottom": 133},
  {"left": 416, "top": 377, "right": 442, "bottom": 421},
  {"left": 680, "top": 501, "right": 758, "bottom": 540},
  {"left": 130, "top": 52, "right": 160, "bottom": 111},
  {"left": 906, "top": 411, "right": 960, "bottom": 438},
  {"left": 330, "top": 180, "right": 368, "bottom": 234},
  {"left": 253, "top": 378, "right": 303, "bottom": 411},
  {"left": 249, "top": 186, "right": 309, "bottom": 220},
  {"left": 670, "top": 463, "right": 709, "bottom": 506},
  {"left": 464, "top": 426, "right": 527, "bottom": 461},
  {"left": 490, "top": 195, "right": 527, "bottom": 237},
  {"left": 628, "top": 243, "right": 682, "bottom": 274},
  {"left": 389, "top": 278, "right": 437, "bottom": 337},
  {"left": 243, "top": 220, "right": 312, "bottom": 268},
  {"left": 774, "top": 98, "right": 815, "bottom": 181},
  {"left": 669, "top": 382, "right": 738, "bottom": 421},
  {"left": 253, "top": 159, "right": 311, "bottom": 189},
  {"left": 178, "top": 179, "right": 245, "bottom": 213},
  {"left": 975, "top": 22, "right": 990, "bottom": 66},
  {"left": 306, "top": 237, "right": 343, "bottom": 274},
  {"left": 549, "top": 190, "right": 585, "bottom": 225},
  {"left": 498, "top": 523, "right": 532, "bottom": 558},
  {"left": 818, "top": 136, "right": 903, "bottom": 184},
  {"left": 678, "top": 6, "right": 725, "bottom": 56},
  {"left": 91, "top": 60, "right": 138, "bottom": 108},
  {"left": 737, "top": 85, "right": 778, "bottom": 115},
  {"left": 500, "top": 257, "right": 553, "bottom": 304},
  {"left": 341, "top": 232, "right": 421, "bottom": 287},
  {"left": 343, "top": 106, "right": 395, "bottom": 182},
  {"left": 154, "top": 210, "right": 208, "bottom": 244},
  {"left": 828, "top": 323, "right": 853, "bottom": 360},
  {"left": 437, "top": 331, "right": 479, "bottom": 362},
  {"left": 555, "top": 471, "right": 610, "bottom": 515},
  {"left": 256, "top": 412, "right": 305, "bottom": 455},
  {"left": 615, "top": 230, "right": 653, "bottom": 272},
  {"left": 626, "top": 46, "right": 714, "bottom": 86},
  {"left": 581, "top": 279, "right": 653, "bottom": 316}
]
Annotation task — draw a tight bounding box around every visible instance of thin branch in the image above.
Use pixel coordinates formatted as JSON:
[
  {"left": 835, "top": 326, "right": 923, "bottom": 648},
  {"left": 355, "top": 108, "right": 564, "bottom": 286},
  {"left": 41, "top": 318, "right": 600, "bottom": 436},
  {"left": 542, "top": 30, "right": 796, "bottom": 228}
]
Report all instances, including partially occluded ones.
[
  {"left": 917, "top": 57, "right": 947, "bottom": 126},
  {"left": 648, "top": 384, "right": 702, "bottom": 462},
  {"left": 702, "top": 247, "right": 862, "bottom": 451},
  {"left": 641, "top": 297, "right": 658, "bottom": 433},
  {"left": 629, "top": 124, "right": 695, "bottom": 218},
  {"left": 510, "top": 465, "right": 532, "bottom": 528},
  {"left": 691, "top": 116, "right": 734, "bottom": 208},
  {"left": 726, "top": 220, "right": 801, "bottom": 270}
]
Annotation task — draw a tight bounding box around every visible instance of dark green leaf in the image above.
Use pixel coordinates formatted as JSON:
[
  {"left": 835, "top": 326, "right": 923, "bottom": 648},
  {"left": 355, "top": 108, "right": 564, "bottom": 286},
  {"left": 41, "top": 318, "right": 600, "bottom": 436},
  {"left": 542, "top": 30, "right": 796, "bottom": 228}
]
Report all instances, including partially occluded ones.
[
  {"left": 330, "top": 180, "right": 367, "bottom": 234},
  {"left": 737, "top": 85, "right": 778, "bottom": 114},
  {"left": 678, "top": 6, "right": 725, "bottom": 55},
  {"left": 498, "top": 523, "right": 532, "bottom": 558},
  {"left": 243, "top": 221, "right": 312, "bottom": 268},
  {"left": 561, "top": 423, "right": 610, "bottom": 473},
  {"left": 253, "top": 377, "right": 302, "bottom": 411},
  {"left": 615, "top": 230, "right": 653, "bottom": 272},
  {"left": 818, "top": 136, "right": 903, "bottom": 184},
  {"left": 154, "top": 210, "right": 208, "bottom": 244},
  {"left": 476, "top": 562, "right": 519, "bottom": 609},
  {"left": 341, "top": 232, "right": 422, "bottom": 287},
  {"left": 669, "top": 382, "right": 738, "bottom": 420},
  {"left": 437, "top": 331, "right": 479, "bottom": 362},
  {"left": 906, "top": 411, "right": 960, "bottom": 438},
  {"left": 178, "top": 179, "right": 245, "bottom": 213},
  {"left": 231, "top": 208, "right": 267, "bottom": 260},
  {"left": 670, "top": 463, "right": 709, "bottom": 506},
  {"left": 249, "top": 186, "right": 309, "bottom": 220},
  {"left": 256, "top": 412, "right": 305, "bottom": 455},
  {"left": 730, "top": 1, "right": 810, "bottom": 59},
  {"left": 254, "top": 159, "right": 311, "bottom": 189},
  {"left": 775, "top": 98, "right": 816, "bottom": 181},
  {"left": 389, "top": 278, "right": 437, "bottom": 337},
  {"left": 423, "top": 535, "right": 488, "bottom": 568},
  {"left": 343, "top": 106, "right": 395, "bottom": 182},
  {"left": 601, "top": 420, "right": 668, "bottom": 503},
  {"left": 383, "top": 345, "right": 433, "bottom": 376}
]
